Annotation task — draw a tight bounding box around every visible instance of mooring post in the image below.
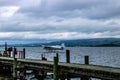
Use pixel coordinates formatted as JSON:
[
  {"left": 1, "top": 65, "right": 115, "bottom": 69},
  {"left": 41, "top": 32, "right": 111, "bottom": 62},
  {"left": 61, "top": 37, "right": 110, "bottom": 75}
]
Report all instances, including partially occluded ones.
[
  {"left": 13, "top": 47, "right": 17, "bottom": 58},
  {"left": 81, "top": 56, "right": 90, "bottom": 80},
  {"left": 53, "top": 56, "right": 58, "bottom": 80},
  {"left": 8, "top": 47, "right": 12, "bottom": 57},
  {"left": 66, "top": 50, "right": 70, "bottom": 80},
  {"left": 85, "top": 55, "right": 89, "bottom": 65},
  {"left": 56, "top": 53, "right": 59, "bottom": 62},
  {"left": 13, "top": 47, "right": 17, "bottom": 80},
  {"left": 13, "top": 58, "right": 17, "bottom": 80},
  {"left": 22, "top": 48, "right": 26, "bottom": 77},
  {"left": 5, "top": 42, "right": 7, "bottom": 51},
  {"left": 4, "top": 42, "right": 8, "bottom": 57},
  {"left": 66, "top": 50, "right": 70, "bottom": 63},
  {"left": 23, "top": 48, "right": 26, "bottom": 59}
]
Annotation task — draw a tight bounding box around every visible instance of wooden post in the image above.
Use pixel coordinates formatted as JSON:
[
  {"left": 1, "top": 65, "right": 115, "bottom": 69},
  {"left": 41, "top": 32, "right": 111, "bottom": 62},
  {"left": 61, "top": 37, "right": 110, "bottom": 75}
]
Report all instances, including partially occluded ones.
[
  {"left": 7, "top": 47, "right": 12, "bottom": 57},
  {"left": 81, "top": 56, "right": 90, "bottom": 80},
  {"left": 5, "top": 42, "right": 7, "bottom": 51},
  {"left": 13, "top": 47, "right": 17, "bottom": 80},
  {"left": 13, "top": 58, "right": 17, "bottom": 80},
  {"left": 56, "top": 53, "right": 59, "bottom": 79},
  {"left": 22, "top": 48, "right": 26, "bottom": 77},
  {"left": 4, "top": 42, "right": 8, "bottom": 57},
  {"left": 53, "top": 57, "right": 58, "bottom": 80},
  {"left": 13, "top": 47, "right": 17, "bottom": 58},
  {"left": 66, "top": 50, "right": 70, "bottom": 80},
  {"left": 66, "top": 50, "right": 70, "bottom": 63},
  {"left": 23, "top": 48, "right": 25, "bottom": 59},
  {"left": 85, "top": 56, "right": 89, "bottom": 65},
  {"left": 56, "top": 53, "right": 59, "bottom": 62}
]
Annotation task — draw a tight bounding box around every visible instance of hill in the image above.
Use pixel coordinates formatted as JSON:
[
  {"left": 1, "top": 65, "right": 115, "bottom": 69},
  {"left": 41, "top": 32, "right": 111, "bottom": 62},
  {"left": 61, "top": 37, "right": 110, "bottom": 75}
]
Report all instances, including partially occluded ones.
[
  {"left": 1, "top": 38, "right": 120, "bottom": 47},
  {"left": 42, "top": 38, "right": 120, "bottom": 47}
]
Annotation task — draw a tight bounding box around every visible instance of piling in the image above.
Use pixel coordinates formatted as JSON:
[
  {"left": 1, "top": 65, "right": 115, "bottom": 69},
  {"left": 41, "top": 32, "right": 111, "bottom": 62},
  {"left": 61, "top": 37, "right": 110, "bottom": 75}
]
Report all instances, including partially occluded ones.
[
  {"left": 53, "top": 56, "right": 58, "bottom": 80},
  {"left": 5, "top": 42, "right": 7, "bottom": 51},
  {"left": 81, "top": 56, "right": 90, "bottom": 80},
  {"left": 13, "top": 47, "right": 17, "bottom": 58},
  {"left": 13, "top": 47, "right": 17, "bottom": 80},
  {"left": 18, "top": 48, "right": 26, "bottom": 79},
  {"left": 66, "top": 50, "right": 70, "bottom": 63},
  {"left": 66, "top": 50, "right": 70, "bottom": 80},
  {"left": 13, "top": 58, "right": 17, "bottom": 80},
  {"left": 85, "top": 56, "right": 89, "bottom": 65},
  {"left": 41, "top": 53, "right": 47, "bottom": 60},
  {"left": 7, "top": 47, "right": 12, "bottom": 57},
  {"left": 23, "top": 48, "right": 26, "bottom": 59},
  {"left": 56, "top": 53, "right": 59, "bottom": 62}
]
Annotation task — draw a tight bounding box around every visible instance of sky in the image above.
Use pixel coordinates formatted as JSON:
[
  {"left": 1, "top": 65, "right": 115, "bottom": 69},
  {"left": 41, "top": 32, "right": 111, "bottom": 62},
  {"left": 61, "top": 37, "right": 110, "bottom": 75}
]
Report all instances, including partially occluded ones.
[{"left": 0, "top": 0, "right": 120, "bottom": 43}]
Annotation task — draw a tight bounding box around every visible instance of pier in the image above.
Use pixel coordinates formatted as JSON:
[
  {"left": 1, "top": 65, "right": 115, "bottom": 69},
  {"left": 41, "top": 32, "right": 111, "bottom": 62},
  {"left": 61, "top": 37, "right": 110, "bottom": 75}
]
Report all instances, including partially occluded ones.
[
  {"left": 0, "top": 55, "right": 120, "bottom": 79},
  {"left": 0, "top": 43, "right": 120, "bottom": 80}
]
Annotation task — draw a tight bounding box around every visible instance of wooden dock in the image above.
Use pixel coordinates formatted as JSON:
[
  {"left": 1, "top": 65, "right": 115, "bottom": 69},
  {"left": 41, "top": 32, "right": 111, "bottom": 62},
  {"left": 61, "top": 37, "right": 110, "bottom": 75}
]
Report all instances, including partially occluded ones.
[
  {"left": 0, "top": 57, "right": 120, "bottom": 80},
  {"left": 0, "top": 43, "right": 120, "bottom": 80}
]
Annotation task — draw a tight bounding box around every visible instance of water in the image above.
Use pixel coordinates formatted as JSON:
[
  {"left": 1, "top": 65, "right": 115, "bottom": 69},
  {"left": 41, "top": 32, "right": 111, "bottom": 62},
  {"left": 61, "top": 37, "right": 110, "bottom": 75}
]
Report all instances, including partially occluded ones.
[
  {"left": 0, "top": 47, "right": 120, "bottom": 80},
  {"left": 24, "top": 47, "right": 120, "bottom": 67}
]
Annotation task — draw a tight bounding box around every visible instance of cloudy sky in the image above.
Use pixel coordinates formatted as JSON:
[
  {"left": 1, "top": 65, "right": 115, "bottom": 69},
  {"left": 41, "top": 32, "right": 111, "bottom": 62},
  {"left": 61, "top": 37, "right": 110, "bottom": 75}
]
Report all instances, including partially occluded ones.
[{"left": 0, "top": 0, "right": 120, "bottom": 43}]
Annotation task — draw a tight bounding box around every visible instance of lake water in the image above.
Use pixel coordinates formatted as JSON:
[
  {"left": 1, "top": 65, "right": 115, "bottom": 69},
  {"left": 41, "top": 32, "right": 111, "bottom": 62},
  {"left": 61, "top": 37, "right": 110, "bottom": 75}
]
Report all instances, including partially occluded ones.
[
  {"left": 0, "top": 47, "right": 120, "bottom": 80},
  {"left": 24, "top": 47, "right": 120, "bottom": 67}
]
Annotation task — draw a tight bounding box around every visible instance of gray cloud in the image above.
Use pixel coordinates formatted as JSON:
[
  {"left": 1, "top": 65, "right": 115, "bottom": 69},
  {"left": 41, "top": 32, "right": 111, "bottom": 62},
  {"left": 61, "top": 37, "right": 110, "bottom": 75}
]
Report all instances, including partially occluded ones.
[
  {"left": 0, "top": 0, "right": 120, "bottom": 40},
  {"left": 17, "top": 0, "right": 120, "bottom": 19},
  {"left": 0, "top": 0, "right": 19, "bottom": 6}
]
